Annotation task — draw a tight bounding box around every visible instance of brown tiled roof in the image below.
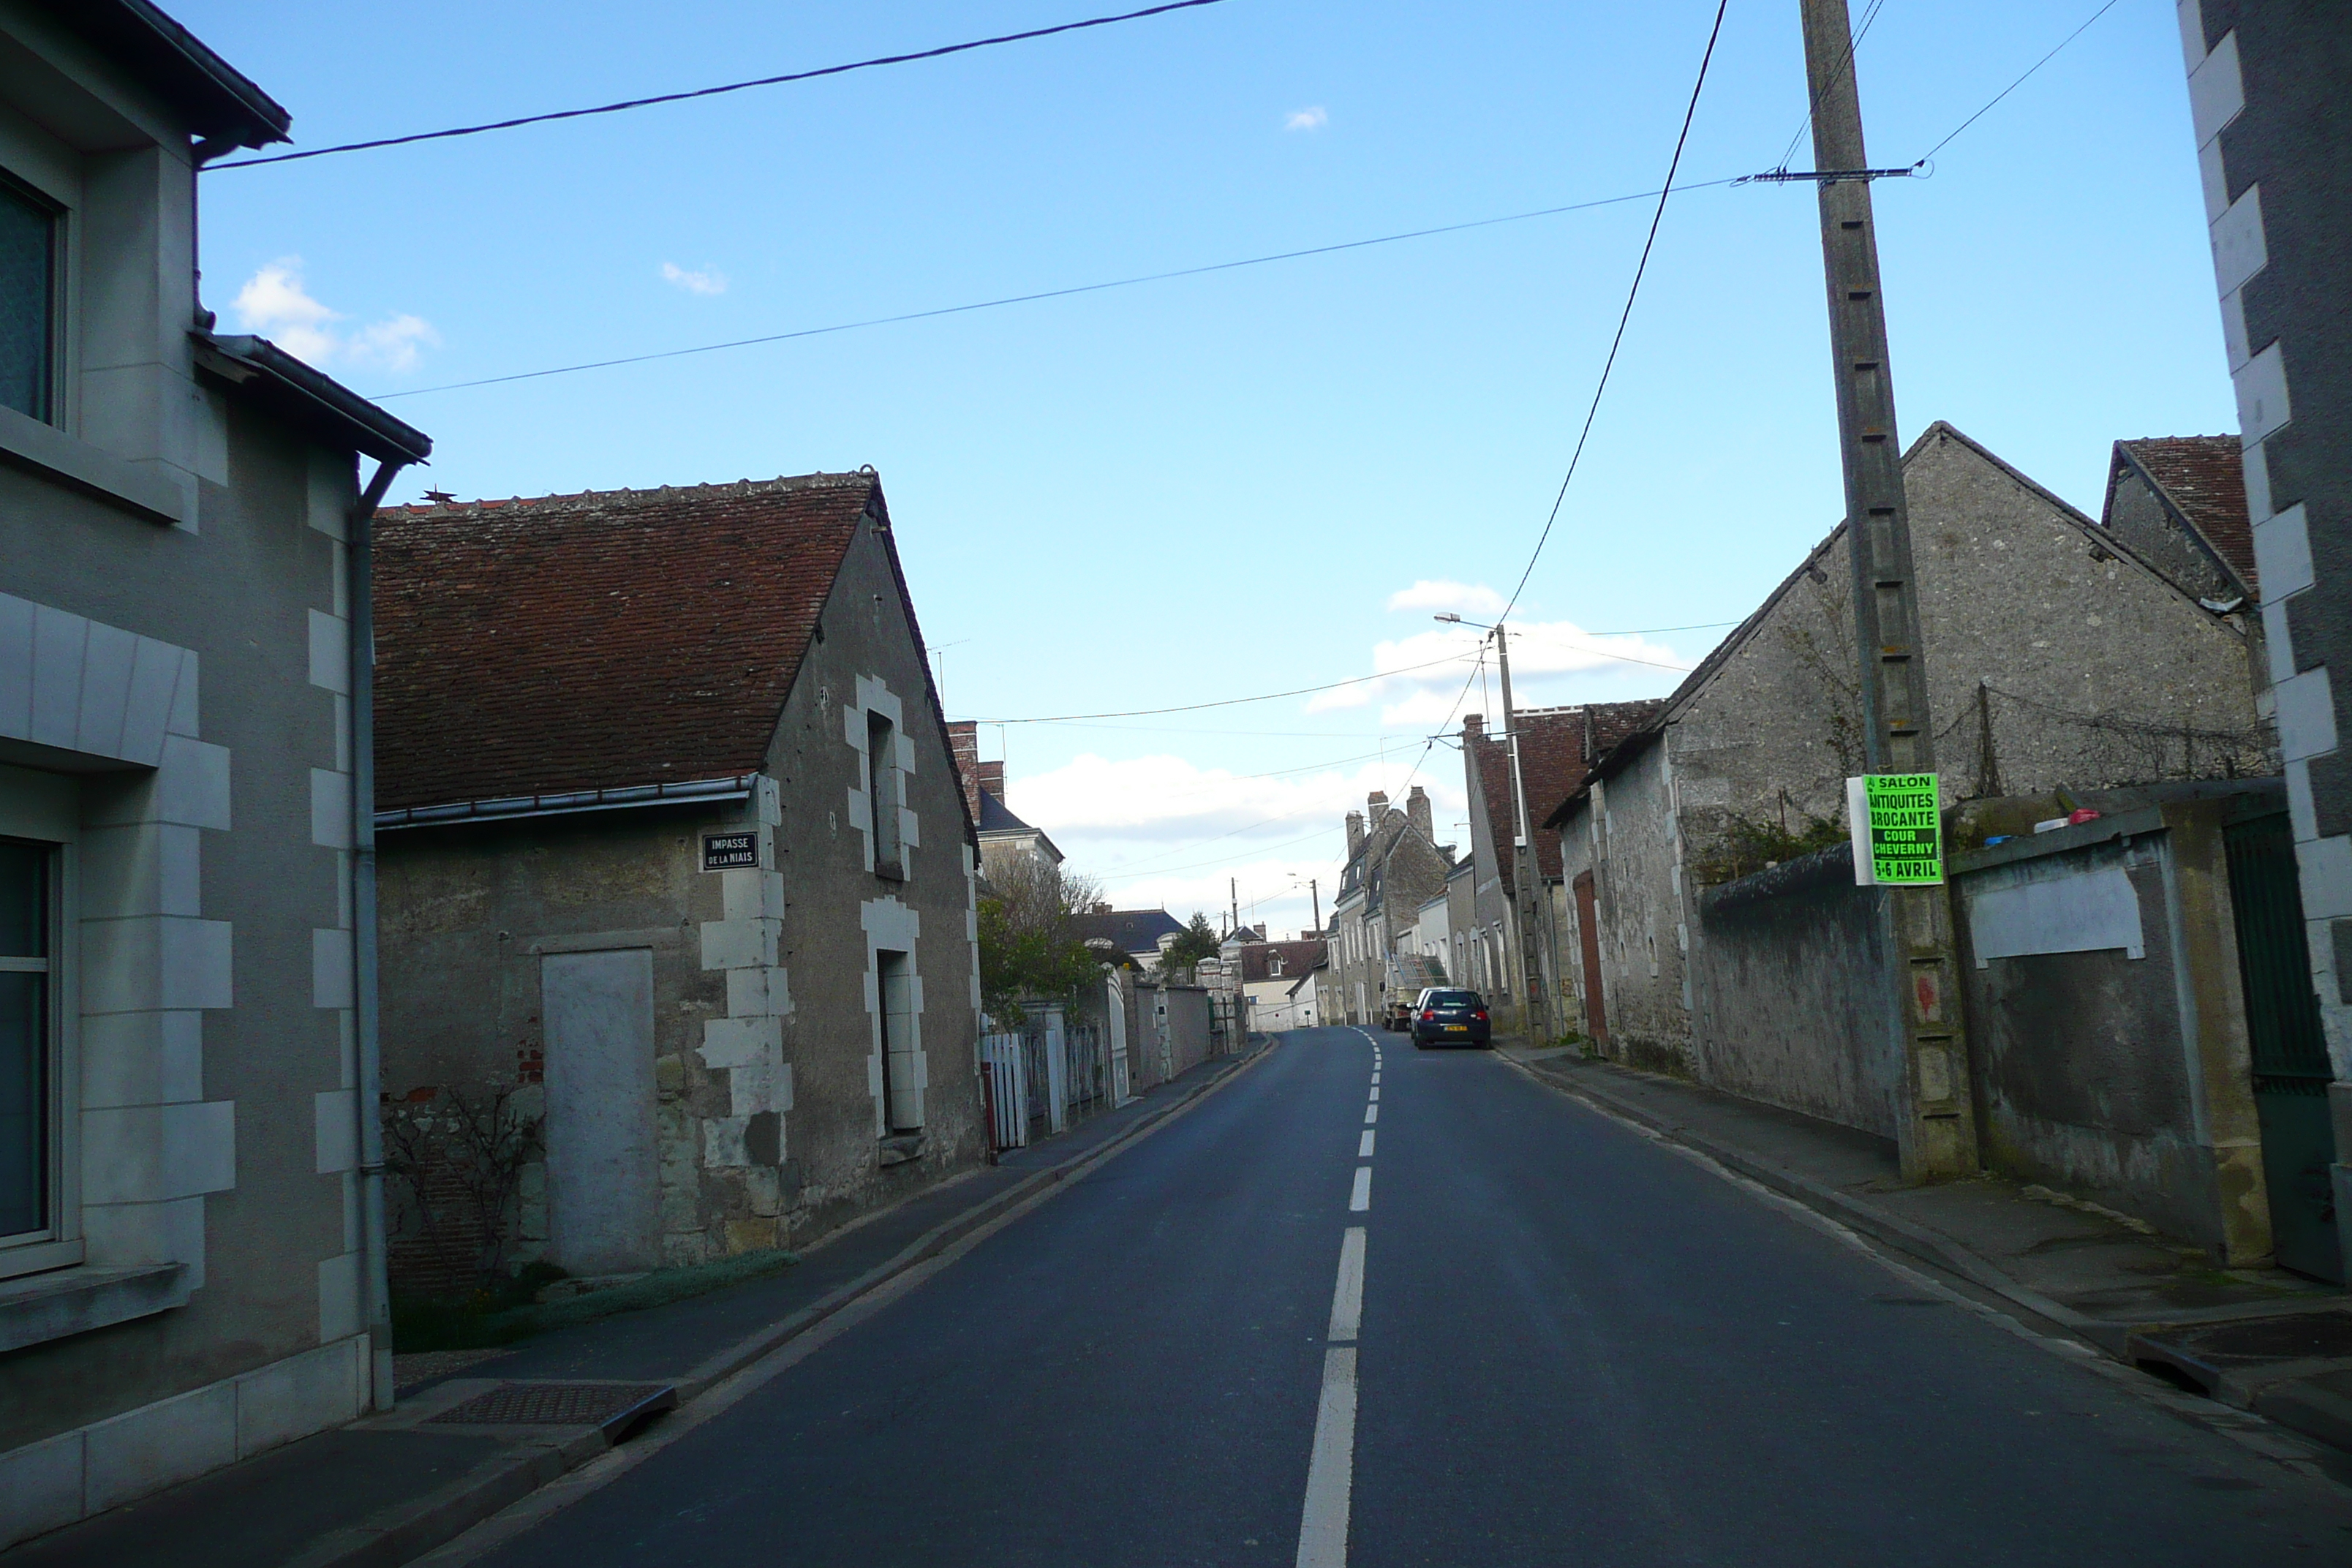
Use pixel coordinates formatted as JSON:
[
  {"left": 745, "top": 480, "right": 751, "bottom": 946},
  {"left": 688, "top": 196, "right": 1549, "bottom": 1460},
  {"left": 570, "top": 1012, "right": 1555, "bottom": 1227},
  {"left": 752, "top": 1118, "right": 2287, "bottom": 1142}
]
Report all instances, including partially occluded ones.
[
  {"left": 1237, "top": 939, "right": 1324, "bottom": 984},
  {"left": 2114, "top": 436, "right": 2255, "bottom": 594},
  {"left": 373, "top": 474, "right": 877, "bottom": 811},
  {"left": 1469, "top": 699, "right": 1666, "bottom": 889}
]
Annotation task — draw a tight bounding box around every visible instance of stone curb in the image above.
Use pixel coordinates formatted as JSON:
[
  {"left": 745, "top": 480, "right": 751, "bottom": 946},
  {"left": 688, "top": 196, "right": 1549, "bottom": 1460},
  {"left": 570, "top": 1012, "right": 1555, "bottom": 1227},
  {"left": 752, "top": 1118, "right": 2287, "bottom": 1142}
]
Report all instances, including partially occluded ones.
[{"left": 292, "top": 1044, "right": 1276, "bottom": 1568}]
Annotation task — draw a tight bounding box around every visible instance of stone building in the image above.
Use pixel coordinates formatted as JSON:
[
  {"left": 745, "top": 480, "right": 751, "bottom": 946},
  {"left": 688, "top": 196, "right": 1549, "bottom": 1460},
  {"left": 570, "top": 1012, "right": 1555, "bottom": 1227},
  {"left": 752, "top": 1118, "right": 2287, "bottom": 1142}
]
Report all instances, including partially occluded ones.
[
  {"left": 0, "top": 4, "right": 434, "bottom": 1544},
  {"left": 1459, "top": 701, "right": 1662, "bottom": 1041},
  {"left": 946, "top": 721, "right": 1062, "bottom": 878},
  {"left": 370, "top": 472, "right": 983, "bottom": 1285},
  {"left": 1551, "top": 421, "right": 2272, "bottom": 1076},
  {"left": 1328, "top": 788, "right": 1454, "bottom": 1024}
]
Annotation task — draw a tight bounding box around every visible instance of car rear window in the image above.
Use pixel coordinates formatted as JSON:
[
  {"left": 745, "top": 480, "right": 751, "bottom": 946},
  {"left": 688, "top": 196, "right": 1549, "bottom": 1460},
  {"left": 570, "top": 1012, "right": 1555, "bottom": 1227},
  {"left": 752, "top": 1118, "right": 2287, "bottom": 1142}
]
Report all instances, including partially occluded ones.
[{"left": 1429, "top": 991, "right": 1480, "bottom": 1007}]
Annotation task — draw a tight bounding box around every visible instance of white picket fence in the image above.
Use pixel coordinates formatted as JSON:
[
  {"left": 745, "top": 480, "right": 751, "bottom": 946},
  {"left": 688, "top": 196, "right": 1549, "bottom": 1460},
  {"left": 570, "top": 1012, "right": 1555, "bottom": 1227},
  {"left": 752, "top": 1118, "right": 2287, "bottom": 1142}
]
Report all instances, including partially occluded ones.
[{"left": 981, "top": 1004, "right": 1119, "bottom": 1153}]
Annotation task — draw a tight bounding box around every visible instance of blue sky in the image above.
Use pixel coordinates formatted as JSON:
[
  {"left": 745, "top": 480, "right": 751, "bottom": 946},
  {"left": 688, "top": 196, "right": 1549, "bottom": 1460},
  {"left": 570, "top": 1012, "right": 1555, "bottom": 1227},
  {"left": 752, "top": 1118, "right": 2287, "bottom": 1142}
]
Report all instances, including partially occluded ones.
[{"left": 176, "top": 0, "right": 2228, "bottom": 941}]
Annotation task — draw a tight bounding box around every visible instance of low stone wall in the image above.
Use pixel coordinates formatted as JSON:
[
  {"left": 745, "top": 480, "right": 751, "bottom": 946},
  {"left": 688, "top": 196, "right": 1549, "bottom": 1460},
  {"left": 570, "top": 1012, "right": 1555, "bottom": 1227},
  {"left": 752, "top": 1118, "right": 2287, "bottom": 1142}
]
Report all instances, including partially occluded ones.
[{"left": 1692, "top": 842, "right": 1904, "bottom": 1141}]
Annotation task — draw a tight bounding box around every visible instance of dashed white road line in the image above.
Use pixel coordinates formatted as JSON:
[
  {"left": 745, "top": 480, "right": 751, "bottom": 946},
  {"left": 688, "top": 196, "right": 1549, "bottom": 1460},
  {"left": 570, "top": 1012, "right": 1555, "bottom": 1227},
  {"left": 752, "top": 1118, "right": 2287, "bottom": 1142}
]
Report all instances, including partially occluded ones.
[
  {"left": 1368, "top": 1085, "right": 1380, "bottom": 1102},
  {"left": 1295, "top": 1348, "right": 1358, "bottom": 1568},
  {"left": 1358, "top": 1130, "right": 1375, "bottom": 1158},
  {"left": 1327, "top": 1226, "right": 1366, "bottom": 1341},
  {"left": 1349, "top": 1166, "right": 1372, "bottom": 1212},
  {"left": 1363, "top": 1104, "right": 1378, "bottom": 1125}
]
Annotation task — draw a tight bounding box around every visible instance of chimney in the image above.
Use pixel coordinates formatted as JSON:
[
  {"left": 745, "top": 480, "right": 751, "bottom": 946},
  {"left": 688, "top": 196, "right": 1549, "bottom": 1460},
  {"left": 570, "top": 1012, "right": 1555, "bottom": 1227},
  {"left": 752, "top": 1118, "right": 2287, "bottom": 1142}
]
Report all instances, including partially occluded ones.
[
  {"left": 1092, "top": 901, "right": 1112, "bottom": 914},
  {"left": 1406, "top": 785, "right": 1433, "bottom": 841},
  {"left": 947, "top": 721, "right": 981, "bottom": 821},
  {"left": 977, "top": 760, "right": 1006, "bottom": 805},
  {"left": 1346, "top": 810, "right": 1365, "bottom": 857},
  {"left": 1367, "top": 790, "right": 1389, "bottom": 825},
  {"left": 1463, "top": 712, "right": 1483, "bottom": 743}
]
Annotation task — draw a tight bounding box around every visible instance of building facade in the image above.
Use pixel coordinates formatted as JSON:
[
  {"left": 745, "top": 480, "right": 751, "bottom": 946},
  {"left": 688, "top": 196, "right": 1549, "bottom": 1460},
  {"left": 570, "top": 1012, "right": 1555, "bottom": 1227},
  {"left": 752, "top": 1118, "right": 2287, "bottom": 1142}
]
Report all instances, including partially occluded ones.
[
  {"left": 371, "top": 474, "right": 984, "bottom": 1284},
  {"left": 0, "top": 3, "right": 433, "bottom": 1544},
  {"left": 2176, "top": 0, "right": 2352, "bottom": 1273}
]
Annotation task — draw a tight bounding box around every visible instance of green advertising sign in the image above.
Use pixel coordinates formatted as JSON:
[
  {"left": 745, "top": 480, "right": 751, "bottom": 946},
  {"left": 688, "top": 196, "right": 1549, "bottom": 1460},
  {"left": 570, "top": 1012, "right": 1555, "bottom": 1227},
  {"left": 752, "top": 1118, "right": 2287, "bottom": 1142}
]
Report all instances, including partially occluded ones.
[{"left": 1854, "top": 773, "right": 1943, "bottom": 886}]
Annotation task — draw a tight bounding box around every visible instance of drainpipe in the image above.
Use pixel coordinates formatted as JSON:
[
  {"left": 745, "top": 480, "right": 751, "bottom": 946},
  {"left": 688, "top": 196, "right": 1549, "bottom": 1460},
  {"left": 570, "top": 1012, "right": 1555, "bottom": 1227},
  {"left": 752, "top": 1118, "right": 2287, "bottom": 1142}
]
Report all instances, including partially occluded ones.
[{"left": 348, "top": 456, "right": 405, "bottom": 1411}]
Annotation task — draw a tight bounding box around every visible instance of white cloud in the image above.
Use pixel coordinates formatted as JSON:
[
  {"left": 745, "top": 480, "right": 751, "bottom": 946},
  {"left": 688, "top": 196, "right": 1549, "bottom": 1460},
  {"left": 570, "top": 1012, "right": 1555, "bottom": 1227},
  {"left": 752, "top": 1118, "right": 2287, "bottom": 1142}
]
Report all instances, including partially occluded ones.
[
  {"left": 1284, "top": 106, "right": 1328, "bottom": 132},
  {"left": 1303, "top": 582, "right": 1711, "bottom": 725},
  {"left": 230, "top": 257, "right": 437, "bottom": 374},
  {"left": 1386, "top": 579, "right": 1507, "bottom": 617},
  {"left": 661, "top": 262, "right": 728, "bottom": 296},
  {"left": 344, "top": 314, "right": 440, "bottom": 373}
]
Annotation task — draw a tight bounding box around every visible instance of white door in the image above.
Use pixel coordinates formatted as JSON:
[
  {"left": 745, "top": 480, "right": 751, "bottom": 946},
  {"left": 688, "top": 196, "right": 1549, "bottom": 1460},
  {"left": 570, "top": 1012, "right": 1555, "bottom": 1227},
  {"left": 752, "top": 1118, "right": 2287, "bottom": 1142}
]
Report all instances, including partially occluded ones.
[{"left": 540, "top": 949, "right": 658, "bottom": 1275}]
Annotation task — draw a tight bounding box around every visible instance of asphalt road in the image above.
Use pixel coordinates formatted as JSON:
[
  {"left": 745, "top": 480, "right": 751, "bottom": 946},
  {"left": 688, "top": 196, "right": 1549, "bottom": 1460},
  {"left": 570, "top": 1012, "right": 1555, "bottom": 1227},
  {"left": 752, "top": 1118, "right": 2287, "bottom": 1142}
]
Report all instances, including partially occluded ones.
[{"left": 475, "top": 1027, "right": 2352, "bottom": 1567}]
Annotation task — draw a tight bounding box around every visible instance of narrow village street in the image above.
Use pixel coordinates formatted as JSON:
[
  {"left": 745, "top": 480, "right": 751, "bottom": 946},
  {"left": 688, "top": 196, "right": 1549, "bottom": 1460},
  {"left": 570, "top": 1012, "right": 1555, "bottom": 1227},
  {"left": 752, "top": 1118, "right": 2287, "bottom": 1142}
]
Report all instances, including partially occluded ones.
[{"left": 455, "top": 1031, "right": 2352, "bottom": 1567}]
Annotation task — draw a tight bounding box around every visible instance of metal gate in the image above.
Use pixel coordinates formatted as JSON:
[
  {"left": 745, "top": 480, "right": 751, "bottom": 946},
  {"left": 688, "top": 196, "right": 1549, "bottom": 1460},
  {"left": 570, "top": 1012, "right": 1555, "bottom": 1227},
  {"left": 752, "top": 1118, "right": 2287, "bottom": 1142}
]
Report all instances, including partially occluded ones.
[
  {"left": 2224, "top": 813, "right": 2342, "bottom": 1282},
  {"left": 981, "top": 1031, "right": 1029, "bottom": 1150}
]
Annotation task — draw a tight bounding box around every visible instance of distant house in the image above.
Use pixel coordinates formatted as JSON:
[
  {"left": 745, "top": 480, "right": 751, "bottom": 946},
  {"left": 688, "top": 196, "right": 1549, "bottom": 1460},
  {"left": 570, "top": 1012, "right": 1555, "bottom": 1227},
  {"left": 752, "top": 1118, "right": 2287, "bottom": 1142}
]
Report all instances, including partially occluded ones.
[
  {"left": 946, "top": 723, "right": 1063, "bottom": 878},
  {"left": 1460, "top": 700, "right": 1662, "bottom": 1038},
  {"left": 1230, "top": 937, "right": 1325, "bottom": 1030},
  {"left": 1072, "top": 905, "right": 1188, "bottom": 970},
  {"left": 371, "top": 472, "right": 984, "bottom": 1285},
  {"left": 1329, "top": 788, "right": 1455, "bottom": 1024}
]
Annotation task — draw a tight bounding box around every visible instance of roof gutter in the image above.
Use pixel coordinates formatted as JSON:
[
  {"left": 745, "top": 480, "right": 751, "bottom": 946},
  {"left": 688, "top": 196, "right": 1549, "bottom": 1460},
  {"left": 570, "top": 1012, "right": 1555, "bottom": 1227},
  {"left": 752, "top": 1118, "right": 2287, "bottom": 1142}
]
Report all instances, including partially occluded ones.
[
  {"left": 192, "top": 333, "right": 432, "bottom": 465},
  {"left": 376, "top": 774, "right": 759, "bottom": 831}
]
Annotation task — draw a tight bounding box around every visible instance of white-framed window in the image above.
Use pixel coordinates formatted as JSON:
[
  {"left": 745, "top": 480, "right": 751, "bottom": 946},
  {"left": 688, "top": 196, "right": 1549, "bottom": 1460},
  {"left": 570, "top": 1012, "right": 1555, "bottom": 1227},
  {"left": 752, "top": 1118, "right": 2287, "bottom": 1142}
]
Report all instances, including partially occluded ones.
[
  {"left": 867, "top": 707, "right": 903, "bottom": 878},
  {"left": 0, "top": 767, "right": 80, "bottom": 1281}
]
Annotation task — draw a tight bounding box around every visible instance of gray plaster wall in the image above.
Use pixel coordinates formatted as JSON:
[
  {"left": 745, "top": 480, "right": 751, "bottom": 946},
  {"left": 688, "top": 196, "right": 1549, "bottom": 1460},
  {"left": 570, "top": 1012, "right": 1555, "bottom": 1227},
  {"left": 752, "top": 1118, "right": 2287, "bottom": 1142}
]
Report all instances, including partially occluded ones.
[
  {"left": 1575, "top": 747, "right": 1692, "bottom": 1075},
  {"left": 1691, "top": 846, "right": 1902, "bottom": 1140},
  {"left": 1953, "top": 826, "right": 2242, "bottom": 1254},
  {"left": 1, "top": 398, "right": 367, "bottom": 1450}
]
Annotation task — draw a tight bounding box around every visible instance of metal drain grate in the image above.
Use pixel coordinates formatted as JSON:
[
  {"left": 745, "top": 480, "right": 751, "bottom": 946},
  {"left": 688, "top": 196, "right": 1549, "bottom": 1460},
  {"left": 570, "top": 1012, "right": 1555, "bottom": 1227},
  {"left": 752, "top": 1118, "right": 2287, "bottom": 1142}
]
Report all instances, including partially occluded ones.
[{"left": 429, "top": 1382, "right": 675, "bottom": 1431}]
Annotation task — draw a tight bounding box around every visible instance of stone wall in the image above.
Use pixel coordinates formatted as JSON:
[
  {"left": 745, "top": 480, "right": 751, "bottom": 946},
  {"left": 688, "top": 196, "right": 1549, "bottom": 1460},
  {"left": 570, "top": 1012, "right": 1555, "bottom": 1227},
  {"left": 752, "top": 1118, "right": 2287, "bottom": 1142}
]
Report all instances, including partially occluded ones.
[{"left": 1690, "top": 844, "right": 1903, "bottom": 1140}]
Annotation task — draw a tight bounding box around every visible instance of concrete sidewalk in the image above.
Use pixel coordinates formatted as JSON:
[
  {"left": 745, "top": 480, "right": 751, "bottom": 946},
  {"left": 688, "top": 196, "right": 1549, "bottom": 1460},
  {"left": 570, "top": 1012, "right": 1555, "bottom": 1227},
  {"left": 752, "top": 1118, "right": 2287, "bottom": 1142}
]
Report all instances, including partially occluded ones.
[
  {"left": 1499, "top": 1044, "right": 2352, "bottom": 1460},
  {"left": 2, "top": 1045, "right": 1272, "bottom": 1568}
]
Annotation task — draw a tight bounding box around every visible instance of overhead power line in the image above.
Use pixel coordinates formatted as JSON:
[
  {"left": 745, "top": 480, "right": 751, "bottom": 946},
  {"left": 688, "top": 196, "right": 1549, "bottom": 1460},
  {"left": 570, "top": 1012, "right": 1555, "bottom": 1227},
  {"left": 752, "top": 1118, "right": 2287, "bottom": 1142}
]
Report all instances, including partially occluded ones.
[
  {"left": 1496, "top": 0, "right": 1732, "bottom": 625},
  {"left": 1910, "top": 0, "right": 2124, "bottom": 167},
  {"left": 368, "top": 177, "right": 1741, "bottom": 401},
  {"left": 207, "top": 0, "right": 1233, "bottom": 170},
  {"left": 960, "top": 652, "right": 1478, "bottom": 725}
]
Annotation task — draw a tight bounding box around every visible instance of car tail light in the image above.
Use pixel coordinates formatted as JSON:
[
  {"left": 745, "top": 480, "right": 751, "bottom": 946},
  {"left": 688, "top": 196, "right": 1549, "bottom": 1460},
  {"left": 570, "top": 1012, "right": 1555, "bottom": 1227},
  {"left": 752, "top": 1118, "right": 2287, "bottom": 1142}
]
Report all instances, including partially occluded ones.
[
  {"left": 1420, "top": 1009, "right": 1436, "bottom": 1021},
  {"left": 1473, "top": 1009, "right": 1488, "bottom": 1021}
]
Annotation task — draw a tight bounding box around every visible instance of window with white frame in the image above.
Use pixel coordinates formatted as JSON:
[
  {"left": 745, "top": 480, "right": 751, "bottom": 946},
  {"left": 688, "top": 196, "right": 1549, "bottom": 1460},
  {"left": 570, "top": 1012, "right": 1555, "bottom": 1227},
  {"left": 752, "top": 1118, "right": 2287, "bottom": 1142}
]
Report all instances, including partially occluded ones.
[
  {"left": 1, "top": 836, "right": 54, "bottom": 1249},
  {"left": 0, "top": 174, "right": 56, "bottom": 424},
  {"left": 866, "top": 708, "right": 904, "bottom": 878}
]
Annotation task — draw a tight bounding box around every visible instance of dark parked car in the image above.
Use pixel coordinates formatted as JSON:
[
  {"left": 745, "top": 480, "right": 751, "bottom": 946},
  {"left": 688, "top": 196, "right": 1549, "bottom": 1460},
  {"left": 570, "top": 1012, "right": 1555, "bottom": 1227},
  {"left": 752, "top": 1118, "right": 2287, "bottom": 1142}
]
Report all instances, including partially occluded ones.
[{"left": 1411, "top": 989, "right": 1491, "bottom": 1047}]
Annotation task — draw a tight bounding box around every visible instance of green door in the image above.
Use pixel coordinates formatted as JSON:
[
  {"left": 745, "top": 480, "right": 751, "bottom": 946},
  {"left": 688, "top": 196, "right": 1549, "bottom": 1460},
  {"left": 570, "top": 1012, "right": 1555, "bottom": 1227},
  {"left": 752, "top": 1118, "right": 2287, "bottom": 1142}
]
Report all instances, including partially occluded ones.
[{"left": 2224, "top": 813, "right": 2342, "bottom": 1282}]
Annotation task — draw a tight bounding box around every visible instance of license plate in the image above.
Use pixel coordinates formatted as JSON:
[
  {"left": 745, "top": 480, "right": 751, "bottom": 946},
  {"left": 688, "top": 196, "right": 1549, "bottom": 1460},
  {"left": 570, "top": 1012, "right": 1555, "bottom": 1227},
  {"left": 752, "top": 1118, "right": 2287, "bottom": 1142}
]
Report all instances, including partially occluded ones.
[{"left": 1445, "top": 1025, "right": 1468, "bottom": 1033}]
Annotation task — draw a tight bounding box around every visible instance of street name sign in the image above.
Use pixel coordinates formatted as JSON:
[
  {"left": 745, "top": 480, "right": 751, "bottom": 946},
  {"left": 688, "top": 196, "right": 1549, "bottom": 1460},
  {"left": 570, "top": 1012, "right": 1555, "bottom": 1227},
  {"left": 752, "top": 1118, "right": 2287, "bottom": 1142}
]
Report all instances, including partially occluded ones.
[
  {"left": 1846, "top": 773, "right": 1943, "bottom": 886},
  {"left": 701, "top": 831, "right": 758, "bottom": 870}
]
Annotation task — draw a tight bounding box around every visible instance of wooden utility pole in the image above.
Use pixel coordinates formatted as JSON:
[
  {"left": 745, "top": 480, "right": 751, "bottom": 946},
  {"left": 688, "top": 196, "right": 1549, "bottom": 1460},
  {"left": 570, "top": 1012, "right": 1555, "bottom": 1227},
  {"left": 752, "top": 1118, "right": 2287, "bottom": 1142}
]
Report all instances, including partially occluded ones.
[
  {"left": 1308, "top": 878, "right": 1321, "bottom": 939},
  {"left": 1492, "top": 625, "right": 1551, "bottom": 1042},
  {"left": 1801, "top": 0, "right": 1975, "bottom": 1180}
]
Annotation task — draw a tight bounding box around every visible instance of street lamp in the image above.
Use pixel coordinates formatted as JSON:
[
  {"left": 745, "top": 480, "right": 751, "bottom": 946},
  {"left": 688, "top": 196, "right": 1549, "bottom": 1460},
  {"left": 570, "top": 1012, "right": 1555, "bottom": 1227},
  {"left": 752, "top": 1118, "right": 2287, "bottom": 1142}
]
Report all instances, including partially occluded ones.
[{"left": 1434, "top": 611, "right": 1552, "bottom": 1040}]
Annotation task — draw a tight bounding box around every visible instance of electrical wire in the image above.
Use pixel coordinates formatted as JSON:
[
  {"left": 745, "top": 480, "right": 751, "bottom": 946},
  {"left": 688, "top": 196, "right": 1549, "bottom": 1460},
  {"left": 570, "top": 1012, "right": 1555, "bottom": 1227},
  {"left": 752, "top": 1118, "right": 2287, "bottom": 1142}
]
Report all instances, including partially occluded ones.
[
  {"left": 206, "top": 0, "right": 1233, "bottom": 170},
  {"left": 1771, "top": 0, "right": 1888, "bottom": 173},
  {"left": 1910, "top": 0, "right": 2125, "bottom": 167},
  {"left": 366, "top": 177, "right": 1741, "bottom": 401},
  {"left": 1496, "top": 0, "right": 1732, "bottom": 626},
  {"left": 957, "top": 652, "right": 1477, "bottom": 725}
]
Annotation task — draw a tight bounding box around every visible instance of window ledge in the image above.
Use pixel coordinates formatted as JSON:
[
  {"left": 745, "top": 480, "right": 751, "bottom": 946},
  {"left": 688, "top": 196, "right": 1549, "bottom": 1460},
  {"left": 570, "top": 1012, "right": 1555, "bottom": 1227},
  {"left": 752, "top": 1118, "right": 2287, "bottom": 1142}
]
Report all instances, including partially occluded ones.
[
  {"left": 878, "top": 1133, "right": 927, "bottom": 1166},
  {"left": 0, "top": 403, "right": 190, "bottom": 527},
  {"left": 0, "top": 1262, "right": 190, "bottom": 1353}
]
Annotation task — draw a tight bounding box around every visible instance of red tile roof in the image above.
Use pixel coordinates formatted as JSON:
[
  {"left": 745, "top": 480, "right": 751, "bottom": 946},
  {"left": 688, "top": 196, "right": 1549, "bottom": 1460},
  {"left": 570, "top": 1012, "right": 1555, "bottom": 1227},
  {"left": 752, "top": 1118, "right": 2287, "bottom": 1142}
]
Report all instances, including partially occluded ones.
[
  {"left": 373, "top": 473, "right": 877, "bottom": 811},
  {"left": 1468, "top": 699, "right": 1665, "bottom": 890},
  {"left": 2114, "top": 436, "right": 2255, "bottom": 594}
]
